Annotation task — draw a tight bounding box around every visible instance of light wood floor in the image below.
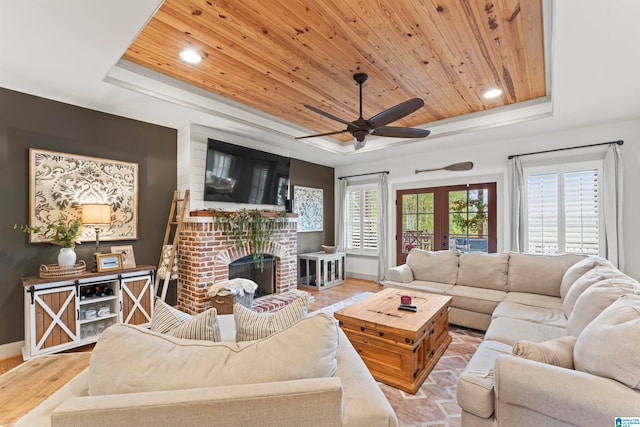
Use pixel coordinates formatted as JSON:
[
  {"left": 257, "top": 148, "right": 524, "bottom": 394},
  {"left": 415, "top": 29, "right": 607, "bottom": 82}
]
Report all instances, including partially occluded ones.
[{"left": 0, "top": 278, "right": 382, "bottom": 376}]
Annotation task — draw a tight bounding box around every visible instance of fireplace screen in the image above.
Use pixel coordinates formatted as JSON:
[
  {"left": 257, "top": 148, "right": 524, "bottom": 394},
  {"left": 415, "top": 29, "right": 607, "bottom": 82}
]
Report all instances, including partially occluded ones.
[{"left": 228, "top": 255, "right": 276, "bottom": 298}]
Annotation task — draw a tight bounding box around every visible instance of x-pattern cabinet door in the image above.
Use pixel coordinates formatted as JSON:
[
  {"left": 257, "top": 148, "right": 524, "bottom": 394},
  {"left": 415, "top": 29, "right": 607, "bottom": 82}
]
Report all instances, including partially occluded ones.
[
  {"left": 30, "top": 285, "right": 77, "bottom": 355},
  {"left": 120, "top": 275, "right": 154, "bottom": 326}
]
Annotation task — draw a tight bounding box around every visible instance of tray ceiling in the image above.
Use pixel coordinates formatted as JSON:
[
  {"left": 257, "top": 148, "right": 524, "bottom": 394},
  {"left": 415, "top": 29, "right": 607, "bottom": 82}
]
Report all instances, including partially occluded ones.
[{"left": 123, "top": 0, "right": 546, "bottom": 147}]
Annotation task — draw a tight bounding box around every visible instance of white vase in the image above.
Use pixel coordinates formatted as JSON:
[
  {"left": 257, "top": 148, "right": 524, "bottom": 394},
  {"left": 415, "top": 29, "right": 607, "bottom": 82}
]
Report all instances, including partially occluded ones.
[{"left": 58, "top": 247, "right": 76, "bottom": 268}]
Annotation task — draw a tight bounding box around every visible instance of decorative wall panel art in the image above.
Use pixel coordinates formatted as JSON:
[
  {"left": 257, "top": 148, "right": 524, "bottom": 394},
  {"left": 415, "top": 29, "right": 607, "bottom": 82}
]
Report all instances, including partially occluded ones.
[
  {"left": 29, "top": 148, "right": 138, "bottom": 242},
  {"left": 293, "top": 186, "right": 323, "bottom": 232}
]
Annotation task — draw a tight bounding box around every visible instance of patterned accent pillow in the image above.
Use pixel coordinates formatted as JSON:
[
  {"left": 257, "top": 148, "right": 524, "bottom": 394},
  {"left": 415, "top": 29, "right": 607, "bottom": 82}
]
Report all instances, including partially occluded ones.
[
  {"left": 150, "top": 299, "right": 220, "bottom": 341},
  {"left": 234, "top": 295, "right": 309, "bottom": 342},
  {"left": 166, "top": 308, "right": 220, "bottom": 341},
  {"left": 150, "top": 299, "right": 192, "bottom": 333}
]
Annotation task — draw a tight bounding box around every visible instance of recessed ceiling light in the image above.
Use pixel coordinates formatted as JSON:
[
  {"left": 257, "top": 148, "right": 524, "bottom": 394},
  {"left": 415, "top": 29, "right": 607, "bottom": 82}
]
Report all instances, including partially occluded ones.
[
  {"left": 483, "top": 88, "right": 503, "bottom": 99},
  {"left": 179, "top": 49, "right": 202, "bottom": 64}
]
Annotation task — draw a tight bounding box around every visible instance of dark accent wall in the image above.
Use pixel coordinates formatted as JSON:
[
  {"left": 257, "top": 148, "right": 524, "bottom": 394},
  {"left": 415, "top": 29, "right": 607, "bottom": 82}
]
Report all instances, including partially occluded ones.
[
  {"left": 0, "top": 88, "right": 177, "bottom": 347},
  {"left": 289, "top": 159, "right": 335, "bottom": 253}
]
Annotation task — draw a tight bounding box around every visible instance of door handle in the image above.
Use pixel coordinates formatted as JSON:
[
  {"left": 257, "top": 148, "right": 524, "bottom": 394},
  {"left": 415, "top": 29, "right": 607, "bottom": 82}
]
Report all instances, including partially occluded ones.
[
  {"left": 443, "top": 242, "right": 448, "bottom": 247},
  {"left": 442, "top": 235, "right": 448, "bottom": 239}
]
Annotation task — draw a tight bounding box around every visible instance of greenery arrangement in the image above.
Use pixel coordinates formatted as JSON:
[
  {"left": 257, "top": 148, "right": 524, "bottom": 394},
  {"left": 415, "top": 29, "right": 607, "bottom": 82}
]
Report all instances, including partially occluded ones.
[
  {"left": 450, "top": 198, "right": 488, "bottom": 233},
  {"left": 14, "top": 212, "right": 83, "bottom": 248},
  {"left": 208, "top": 208, "right": 288, "bottom": 270}
]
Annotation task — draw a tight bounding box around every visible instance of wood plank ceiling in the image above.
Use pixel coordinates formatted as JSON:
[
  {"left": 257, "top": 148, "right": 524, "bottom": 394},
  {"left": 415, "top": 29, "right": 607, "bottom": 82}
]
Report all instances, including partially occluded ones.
[{"left": 123, "top": 0, "right": 545, "bottom": 146}]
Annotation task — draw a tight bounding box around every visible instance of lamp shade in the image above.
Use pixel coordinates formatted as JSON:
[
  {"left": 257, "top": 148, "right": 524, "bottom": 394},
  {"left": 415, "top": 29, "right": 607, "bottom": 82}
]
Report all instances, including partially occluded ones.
[{"left": 81, "top": 204, "right": 112, "bottom": 225}]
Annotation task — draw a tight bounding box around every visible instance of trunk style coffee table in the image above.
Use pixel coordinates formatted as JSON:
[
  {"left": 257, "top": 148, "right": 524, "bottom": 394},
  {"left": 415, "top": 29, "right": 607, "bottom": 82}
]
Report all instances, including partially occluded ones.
[{"left": 334, "top": 288, "right": 452, "bottom": 394}]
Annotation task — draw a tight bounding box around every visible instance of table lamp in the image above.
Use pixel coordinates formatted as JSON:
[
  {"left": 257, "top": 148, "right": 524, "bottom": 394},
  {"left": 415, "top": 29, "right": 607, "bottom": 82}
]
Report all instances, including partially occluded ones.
[{"left": 81, "top": 203, "right": 112, "bottom": 254}]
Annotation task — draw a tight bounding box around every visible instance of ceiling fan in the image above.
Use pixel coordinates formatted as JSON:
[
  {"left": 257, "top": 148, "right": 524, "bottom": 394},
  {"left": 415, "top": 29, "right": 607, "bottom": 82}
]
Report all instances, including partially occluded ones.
[{"left": 295, "top": 73, "right": 431, "bottom": 150}]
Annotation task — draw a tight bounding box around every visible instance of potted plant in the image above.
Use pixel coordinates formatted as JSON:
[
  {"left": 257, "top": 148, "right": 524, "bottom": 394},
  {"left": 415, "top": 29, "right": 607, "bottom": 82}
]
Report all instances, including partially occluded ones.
[{"left": 15, "top": 212, "right": 82, "bottom": 268}]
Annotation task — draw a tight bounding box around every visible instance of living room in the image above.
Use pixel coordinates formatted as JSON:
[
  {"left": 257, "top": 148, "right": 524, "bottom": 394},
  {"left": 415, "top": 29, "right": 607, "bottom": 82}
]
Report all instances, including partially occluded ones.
[{"left": 1, "top": 0, "right": 640, "bottom": 425}]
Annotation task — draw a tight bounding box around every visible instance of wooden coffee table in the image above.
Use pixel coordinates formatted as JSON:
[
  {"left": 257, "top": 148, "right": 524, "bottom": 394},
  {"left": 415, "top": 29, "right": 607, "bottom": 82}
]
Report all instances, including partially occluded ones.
[{"left": 334, "top": 288, "right": 452, "bottom": 394}]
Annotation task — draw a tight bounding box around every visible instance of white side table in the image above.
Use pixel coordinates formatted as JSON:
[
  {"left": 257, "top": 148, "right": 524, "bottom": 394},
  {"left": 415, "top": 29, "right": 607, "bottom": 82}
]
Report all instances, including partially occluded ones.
[{"left": 298, "top": 251, "right": 346, "bottom": 290}]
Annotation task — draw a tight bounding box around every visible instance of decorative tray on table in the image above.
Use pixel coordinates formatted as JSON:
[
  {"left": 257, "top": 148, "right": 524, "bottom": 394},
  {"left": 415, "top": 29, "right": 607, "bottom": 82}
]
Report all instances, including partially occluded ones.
[{"left": 39, "top": 260, "right": 87, "bottom": 279}]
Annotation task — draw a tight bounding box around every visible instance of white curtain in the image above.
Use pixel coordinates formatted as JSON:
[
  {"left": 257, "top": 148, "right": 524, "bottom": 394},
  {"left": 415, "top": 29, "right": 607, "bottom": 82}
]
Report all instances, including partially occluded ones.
[
  {"left": 602, "top": 144, "right": 624, "bottom": 269},
  {"left": 336, "top": 178, "right": 348, "bottom": 252},
  {"left": 509, "top": 157, "right": 525, "bottom": 252},
  {"left": 377, "top": 173, "right": 389, "bottom": 282}
]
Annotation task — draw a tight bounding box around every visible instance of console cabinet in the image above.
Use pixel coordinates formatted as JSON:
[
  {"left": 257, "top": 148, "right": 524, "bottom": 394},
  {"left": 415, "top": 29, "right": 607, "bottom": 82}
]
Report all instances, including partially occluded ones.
[{"left": 22, "top": 266, "right": 155, "bottom": 360}]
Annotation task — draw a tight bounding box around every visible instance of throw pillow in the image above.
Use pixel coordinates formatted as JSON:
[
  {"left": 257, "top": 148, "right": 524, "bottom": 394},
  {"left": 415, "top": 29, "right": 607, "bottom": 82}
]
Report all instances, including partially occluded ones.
[
  {"left": 511, "top": 336, "right": 577, "bottom": 369},
  {"left": 88, "top": 314, "right": 338, "bottom": 396},
  {"left": 567, "top": 278, "right": 640, "bottom": 336},
  {"left": 150, "top": 298, "right": 192, "bottom": 333},
  {"left": 235, "top": 295, "right": 309, "bottom": 341},
  {"left": 561, "top": 266, "right": 628, "bottom": 317},
  {"left": 574, "top": 294, "right": 640, "bottom": 389},
  {"left": 560, "top": 256, "right": 613, "bottom": 299},
  {"left": 150, "top": 299, "right": 220, "bottom": 341}
]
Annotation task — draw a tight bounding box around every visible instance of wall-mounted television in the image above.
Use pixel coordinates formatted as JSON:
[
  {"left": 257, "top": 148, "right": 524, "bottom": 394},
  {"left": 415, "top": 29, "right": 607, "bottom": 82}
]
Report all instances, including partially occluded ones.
[{"left": 204, "top": 139, "right": 290, "bottom": 206}]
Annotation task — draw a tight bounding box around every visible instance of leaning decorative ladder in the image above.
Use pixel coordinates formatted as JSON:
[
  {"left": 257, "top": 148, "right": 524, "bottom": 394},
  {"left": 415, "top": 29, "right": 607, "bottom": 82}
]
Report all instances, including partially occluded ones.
[{"left": 156, "top": 190, "right": 189, "bottom": 302}]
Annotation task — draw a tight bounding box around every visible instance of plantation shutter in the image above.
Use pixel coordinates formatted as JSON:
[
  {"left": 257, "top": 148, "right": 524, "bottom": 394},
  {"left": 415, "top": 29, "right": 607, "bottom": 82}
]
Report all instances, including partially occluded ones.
[
  {"left": 525, "top": 162, "right": 600, "bottom": 255},
  {"left": 346, "top": 187, "right": 378, "bottom": 253},
  {"left": 527, "top": 172, "right": 558, "bottom": 254},
  {"left": 346, "top": 190, "right": 362, "bottom": 250},
  {"left": 564, "top": 169, "right": 599, "bottom": 254}
]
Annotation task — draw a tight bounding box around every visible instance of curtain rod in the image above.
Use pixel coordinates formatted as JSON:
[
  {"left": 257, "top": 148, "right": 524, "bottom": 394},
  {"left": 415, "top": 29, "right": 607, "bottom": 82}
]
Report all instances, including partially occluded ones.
[
  {"left": 508, "top": 140, "right": 623, "bottom": 160},
  {"left": 338, "top": 170, "right": 389, "bottom": 180}
]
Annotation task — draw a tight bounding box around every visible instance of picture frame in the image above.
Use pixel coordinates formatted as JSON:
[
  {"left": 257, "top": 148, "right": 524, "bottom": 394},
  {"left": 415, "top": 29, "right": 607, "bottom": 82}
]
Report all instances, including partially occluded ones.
[
  {"left": 110, "top": 245, "right": 136, "bottom": 268},
  {"left": 293, "top": 186, "right": 323, "bottom": 232},
  {"left": 96, "top": 253, "right": 123, "bottom": 272},
  {"left": 29, "top": 148, "right": 138, "bottom": 243}
]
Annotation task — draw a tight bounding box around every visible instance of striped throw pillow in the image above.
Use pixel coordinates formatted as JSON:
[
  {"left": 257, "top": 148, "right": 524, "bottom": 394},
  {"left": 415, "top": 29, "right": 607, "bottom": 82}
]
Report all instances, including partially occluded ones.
[
  {"left": 150, "top": 299, "right": 220, "bottom": 341},
  {"left": 234, "top": 295, "right": 309, "bottom": 341}
]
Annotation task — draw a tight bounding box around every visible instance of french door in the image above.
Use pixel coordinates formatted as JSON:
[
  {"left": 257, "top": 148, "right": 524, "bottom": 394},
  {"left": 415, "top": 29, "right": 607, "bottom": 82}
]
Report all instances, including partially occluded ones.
[{"left": 396, "top": 183, "right": 497, "bottom": 264}]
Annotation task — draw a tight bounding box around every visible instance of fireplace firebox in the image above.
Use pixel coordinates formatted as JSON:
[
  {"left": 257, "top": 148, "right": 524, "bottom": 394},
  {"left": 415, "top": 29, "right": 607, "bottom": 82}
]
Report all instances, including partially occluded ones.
[{"left": 228, "top": 255, "right": 276, "bottom": 298}]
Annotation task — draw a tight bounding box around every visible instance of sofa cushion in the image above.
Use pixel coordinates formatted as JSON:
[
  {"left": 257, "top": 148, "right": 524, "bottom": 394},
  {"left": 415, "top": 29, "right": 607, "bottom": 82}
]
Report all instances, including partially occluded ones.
[
  {"left": 512, "top": 336, "right": 577, "bottom": 369},
  {"left": 507, "top": 253, "right": 584, "bottom": 297},
  {"left": 234, "top": 295, "right": 309, "bottom": 341},
  {"left": 574, "top": 294, "right": 640, "bottom": 389},
  {"left": 384, "top": 280, "right": 454, "bottom": 295},
  {"left": 484, "top": 317, "right": 566, "bottom": 347},
  {"left": 560, "top": 256, "right": 613, "bottom": 299},
  {"left": 457, "top": 340, "right": 512, "bottom": 418},
  {"left": 457, "top": 252, "right": 509, "bottom": 291},
  {"left": 88, "top": 314, "right": 339, "bottom": 396},
  {"left": 502, "top": 292, "right": 562, "bottom": 310},
  {"left": 562, "top": 266, "right": 629, "bottom": 317},
  {"left": 567, "top": 278, "right": 640, "bottom": 336},
  {"left": 446, "top": 285, "right": 505, "bottom": 314},
  {"left": 151, "top": 299, "right": 220, "bottom": 341},
  {"left": 407, "top": 249, "right": 459, "bottom": 284},
  {"left": 492, "top": 301, "right": 567, "bottom": 328}
]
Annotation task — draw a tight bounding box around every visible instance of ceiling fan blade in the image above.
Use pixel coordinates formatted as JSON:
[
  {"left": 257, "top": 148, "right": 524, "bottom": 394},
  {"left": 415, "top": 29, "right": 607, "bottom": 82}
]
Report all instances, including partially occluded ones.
[
  {"left": 294, "top": 129, "right": 348, "bottom": 140},
  {"left": 368, "top": 98, "right": 425, "bottom": 128},
  {"left": 371, "top": 126, "right": 430, "bottom": 138},
  {"left": 303, "top": 104, "right": 353, "bottom": 126}
]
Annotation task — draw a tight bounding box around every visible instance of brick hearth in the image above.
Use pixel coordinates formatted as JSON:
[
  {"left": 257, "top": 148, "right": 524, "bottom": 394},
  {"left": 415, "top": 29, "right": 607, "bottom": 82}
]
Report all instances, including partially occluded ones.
[{"left": 176, "top": 214, "right": 298, "bottom": 315}]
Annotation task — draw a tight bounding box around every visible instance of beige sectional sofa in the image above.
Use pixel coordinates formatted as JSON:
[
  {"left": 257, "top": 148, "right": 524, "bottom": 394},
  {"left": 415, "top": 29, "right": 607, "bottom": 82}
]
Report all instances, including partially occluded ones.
[
  {"left": 16, "top": 314, "right": 399, "bottom": 427},
  {"left": 384, "top": 249, "right": 640, "bottom": 426}
]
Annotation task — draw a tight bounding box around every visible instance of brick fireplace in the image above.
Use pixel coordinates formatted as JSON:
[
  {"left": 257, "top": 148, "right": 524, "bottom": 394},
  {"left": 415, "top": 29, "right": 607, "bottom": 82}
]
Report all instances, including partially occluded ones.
[{"left": 176, "top": 213, "right": 298, "bottom": 315}]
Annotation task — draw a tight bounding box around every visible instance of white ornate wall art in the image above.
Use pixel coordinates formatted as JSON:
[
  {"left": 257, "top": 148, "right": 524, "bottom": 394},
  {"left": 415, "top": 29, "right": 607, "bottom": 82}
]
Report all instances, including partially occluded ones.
[
  {"left": 29, "top": 148, "right": 138, "bottom": 242},
  {"left": 293, "top": 186, "right": 323, "bottom": 232}
]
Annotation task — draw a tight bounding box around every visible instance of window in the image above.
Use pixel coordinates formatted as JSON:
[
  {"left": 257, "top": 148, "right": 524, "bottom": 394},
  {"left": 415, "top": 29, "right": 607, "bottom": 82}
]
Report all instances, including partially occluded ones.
[
  {"left": 524, "top": 161, "right": 601, "bottom": 255},
  {"left": 346, "top": 186, "right": 377, "bottom": 253}
]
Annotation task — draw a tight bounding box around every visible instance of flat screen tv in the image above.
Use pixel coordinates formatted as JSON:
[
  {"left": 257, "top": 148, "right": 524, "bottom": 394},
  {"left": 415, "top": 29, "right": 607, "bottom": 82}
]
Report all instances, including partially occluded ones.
[{"left": 204, "top": 139, "right": 290, "bottom": 206}]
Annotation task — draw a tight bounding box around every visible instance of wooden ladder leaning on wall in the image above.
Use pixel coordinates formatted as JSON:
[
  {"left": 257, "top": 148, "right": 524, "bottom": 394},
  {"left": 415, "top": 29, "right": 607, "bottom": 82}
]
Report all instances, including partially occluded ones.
[{"left": 156, "top": 189, "right": 190, "bottom": 302}]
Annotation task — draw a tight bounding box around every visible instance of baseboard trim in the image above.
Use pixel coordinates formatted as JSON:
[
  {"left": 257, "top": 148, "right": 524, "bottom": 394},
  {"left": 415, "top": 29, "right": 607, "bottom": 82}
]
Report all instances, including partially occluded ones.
[
  {"left": 347, "top": 272, "right": 377, "bottom": 282},
  {"left": 0, "top": 341, "right": 24, "bottom": 359}
]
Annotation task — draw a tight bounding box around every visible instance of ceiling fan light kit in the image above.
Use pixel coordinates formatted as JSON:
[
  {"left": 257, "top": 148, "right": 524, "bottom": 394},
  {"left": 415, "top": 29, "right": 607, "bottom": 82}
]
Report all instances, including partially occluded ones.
[{"left": 296, "top": 73, "right": 431, "bottom": 150}]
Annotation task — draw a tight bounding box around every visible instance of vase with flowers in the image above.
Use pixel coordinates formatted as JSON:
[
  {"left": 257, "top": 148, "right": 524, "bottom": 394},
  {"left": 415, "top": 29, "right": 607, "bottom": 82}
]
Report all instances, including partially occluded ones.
[{"left": 15, "top": 212, "right": 82, "bottom": 268}]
